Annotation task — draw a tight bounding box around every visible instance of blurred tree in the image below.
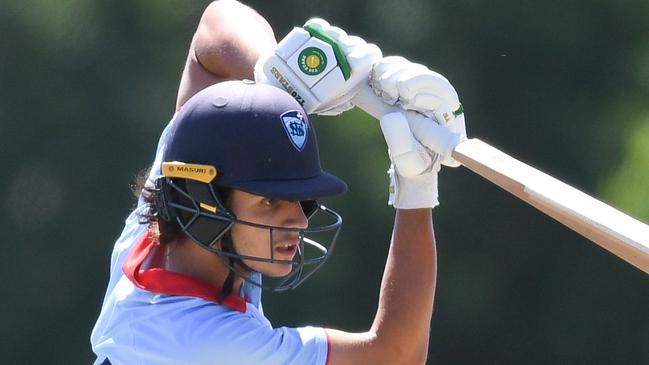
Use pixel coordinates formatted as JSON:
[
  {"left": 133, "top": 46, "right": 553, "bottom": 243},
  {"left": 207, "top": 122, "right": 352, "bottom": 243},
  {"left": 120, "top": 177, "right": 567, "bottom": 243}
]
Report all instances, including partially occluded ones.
[
  {"left": 1, "top": 0, "right": 648, "bottom": 363},
  {"left": 603, "top": 115, "right": 649, "bottom": 221}
]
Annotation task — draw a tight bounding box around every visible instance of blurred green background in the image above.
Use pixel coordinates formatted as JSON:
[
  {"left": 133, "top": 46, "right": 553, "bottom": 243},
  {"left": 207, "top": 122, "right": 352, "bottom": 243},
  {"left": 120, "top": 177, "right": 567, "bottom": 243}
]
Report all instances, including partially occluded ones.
[{"left": 2, "top": 0, "right": 648, "bottom": 363}]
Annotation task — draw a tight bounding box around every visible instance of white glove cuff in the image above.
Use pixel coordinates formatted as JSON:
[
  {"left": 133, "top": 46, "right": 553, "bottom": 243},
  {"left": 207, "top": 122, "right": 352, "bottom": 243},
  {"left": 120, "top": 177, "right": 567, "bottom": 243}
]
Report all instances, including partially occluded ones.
[{"left": 388, "top": 164, "right": 439, "bottom": 209}]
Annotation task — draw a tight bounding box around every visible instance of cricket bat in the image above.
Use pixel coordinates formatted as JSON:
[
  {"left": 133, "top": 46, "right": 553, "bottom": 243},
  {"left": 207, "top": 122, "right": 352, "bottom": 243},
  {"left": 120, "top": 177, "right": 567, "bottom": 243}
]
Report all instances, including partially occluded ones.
[{"left": 353, "top": 85, "right": 649, "bottom": 275}]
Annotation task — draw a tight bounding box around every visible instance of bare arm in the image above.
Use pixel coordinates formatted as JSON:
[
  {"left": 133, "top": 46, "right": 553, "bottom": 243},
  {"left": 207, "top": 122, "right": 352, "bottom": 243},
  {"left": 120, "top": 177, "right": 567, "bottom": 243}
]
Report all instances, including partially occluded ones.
[
  {"left": 175, "top": 0, "right": 277, "bottom": 109},
  {"left": 326, "top": 209, "right": 437, "bottom": 365}
]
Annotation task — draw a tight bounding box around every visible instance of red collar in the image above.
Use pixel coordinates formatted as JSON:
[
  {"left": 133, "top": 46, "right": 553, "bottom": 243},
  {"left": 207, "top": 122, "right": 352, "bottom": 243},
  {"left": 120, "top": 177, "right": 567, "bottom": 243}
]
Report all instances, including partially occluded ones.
[{"left": 122, "top": 232, "right": 247, "bottom": 313}]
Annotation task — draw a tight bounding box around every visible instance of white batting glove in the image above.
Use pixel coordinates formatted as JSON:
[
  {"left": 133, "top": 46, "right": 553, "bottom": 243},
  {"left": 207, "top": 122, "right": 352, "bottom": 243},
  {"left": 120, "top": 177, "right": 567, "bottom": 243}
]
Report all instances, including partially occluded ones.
[
  {"left": 380, "top": 112, "right": 441, "bottom": 209},
  {"left": 370, "top": 56, "right": 466, "bottom": 167},
  {"left": 255, "top": 18, "right": 382, "bottom": 115}
]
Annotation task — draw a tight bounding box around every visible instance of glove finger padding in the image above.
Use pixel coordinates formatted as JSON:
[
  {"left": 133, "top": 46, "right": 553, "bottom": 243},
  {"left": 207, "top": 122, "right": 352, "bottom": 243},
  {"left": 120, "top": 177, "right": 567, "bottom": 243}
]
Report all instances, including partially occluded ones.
[
  {"left": 380, "top": 112, "right": 432, "bottom": 177},
  {"left": 396, "top": 70, "right": 459, "bottom": 112},
  {"left": 370, "top": 56, "right": 412, "bottom": 104},
  {"left": 380, "top": 112, "right": 440, "bottom": 209},
  {"left": 371, "top": 56, "right": 459, "bottom": 112},
  {"left": 339, "top": 35, "right": 366, "bottom": 51},
  {"left": 370, "top": 56, "right": 467, "bottom": 167},
  {"left": 406, "top": 112, "right": 463, "bottom": 167}
]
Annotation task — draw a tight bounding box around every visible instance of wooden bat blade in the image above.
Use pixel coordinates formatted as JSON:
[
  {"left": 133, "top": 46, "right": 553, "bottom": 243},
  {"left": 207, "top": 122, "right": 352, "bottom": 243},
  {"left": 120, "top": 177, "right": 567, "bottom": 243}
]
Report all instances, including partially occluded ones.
[{"left": 452, "top": 138, "right": 649, "bottom": 275}]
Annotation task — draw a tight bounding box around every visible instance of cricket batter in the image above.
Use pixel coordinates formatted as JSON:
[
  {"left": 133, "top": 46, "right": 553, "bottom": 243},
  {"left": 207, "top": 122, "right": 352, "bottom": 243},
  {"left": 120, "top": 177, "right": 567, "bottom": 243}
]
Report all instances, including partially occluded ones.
[{"left": 90, "top": 1, "right": 466, "bottom": 364}]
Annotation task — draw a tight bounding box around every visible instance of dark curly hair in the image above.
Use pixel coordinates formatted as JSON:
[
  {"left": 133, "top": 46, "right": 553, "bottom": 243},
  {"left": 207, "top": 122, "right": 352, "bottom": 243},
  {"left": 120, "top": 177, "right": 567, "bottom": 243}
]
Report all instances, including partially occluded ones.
[{"left": 131, "top": 168, "right": 185, "bottom": 244}]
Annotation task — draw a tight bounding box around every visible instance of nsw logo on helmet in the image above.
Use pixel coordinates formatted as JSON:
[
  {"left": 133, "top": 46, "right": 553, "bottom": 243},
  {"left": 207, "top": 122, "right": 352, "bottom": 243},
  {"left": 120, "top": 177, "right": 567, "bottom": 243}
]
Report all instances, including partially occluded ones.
[{"left": 281, "top": 110, "right": 309, "bottom": 151}]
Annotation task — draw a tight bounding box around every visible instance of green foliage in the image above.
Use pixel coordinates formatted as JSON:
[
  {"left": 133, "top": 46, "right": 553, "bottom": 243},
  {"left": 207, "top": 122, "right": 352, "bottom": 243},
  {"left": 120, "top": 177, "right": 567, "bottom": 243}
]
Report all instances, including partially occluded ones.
[
  {"left": 2, "top": 0, "right": 649, "bottom": 363},
  {"left": 602, "top": 116, "right": 649, "bottom": 221}
]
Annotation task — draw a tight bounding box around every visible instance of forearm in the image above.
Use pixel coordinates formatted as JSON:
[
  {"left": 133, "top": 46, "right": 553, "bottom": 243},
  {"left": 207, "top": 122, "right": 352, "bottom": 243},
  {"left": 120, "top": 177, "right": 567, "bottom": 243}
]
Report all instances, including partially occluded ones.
[
  {"left": 371, "top": 209, "right": 437, "bottom": 363},
  {"left": 176, "top": 0, "right": 277, "bottom": 109},
  {"left": 327, "top": 209, "right": 437, "bottom": 365}
]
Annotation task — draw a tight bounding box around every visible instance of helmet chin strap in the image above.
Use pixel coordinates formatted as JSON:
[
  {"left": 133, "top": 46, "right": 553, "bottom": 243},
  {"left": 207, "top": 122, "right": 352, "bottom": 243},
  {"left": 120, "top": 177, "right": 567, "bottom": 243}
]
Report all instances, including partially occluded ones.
[
  {"left": 217, "top": 256, "right": 237, "bottom": 303},
  {"left": 215, "top": 232, "right": 257, "bottom": 303}
]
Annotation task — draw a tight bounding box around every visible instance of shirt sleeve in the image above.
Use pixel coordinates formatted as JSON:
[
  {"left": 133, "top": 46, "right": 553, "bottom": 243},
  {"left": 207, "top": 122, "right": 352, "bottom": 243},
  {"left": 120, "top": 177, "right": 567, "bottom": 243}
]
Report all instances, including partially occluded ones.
[
  {"left": 109, "top": 298, "right": 329, "bottom": 365},
  {"left": 186, "top": 313, "right": 329, "bottom": 365},
  {"left": 191, "top": 327, "right": 327, "bottom": 365}
]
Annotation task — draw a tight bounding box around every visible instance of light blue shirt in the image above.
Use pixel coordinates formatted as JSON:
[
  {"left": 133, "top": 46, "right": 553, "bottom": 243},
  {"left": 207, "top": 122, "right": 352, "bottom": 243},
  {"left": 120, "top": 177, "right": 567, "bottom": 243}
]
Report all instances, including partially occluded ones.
[{"left": 90, "top": 116, "right": 329, "bottom": 365}]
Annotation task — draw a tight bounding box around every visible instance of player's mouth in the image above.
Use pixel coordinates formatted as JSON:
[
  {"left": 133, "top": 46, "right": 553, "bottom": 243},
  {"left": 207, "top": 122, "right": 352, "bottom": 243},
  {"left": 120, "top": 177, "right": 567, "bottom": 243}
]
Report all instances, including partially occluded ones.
[{"left": 274, "top": 239, "right": 299, "bottom": 257}]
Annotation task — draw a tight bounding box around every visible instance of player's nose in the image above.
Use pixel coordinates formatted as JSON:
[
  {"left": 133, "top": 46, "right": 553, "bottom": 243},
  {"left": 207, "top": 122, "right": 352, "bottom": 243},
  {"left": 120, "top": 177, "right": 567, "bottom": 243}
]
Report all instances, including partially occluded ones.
[{"left": 282, "top": 201, "right": 308, "bottom": 229}]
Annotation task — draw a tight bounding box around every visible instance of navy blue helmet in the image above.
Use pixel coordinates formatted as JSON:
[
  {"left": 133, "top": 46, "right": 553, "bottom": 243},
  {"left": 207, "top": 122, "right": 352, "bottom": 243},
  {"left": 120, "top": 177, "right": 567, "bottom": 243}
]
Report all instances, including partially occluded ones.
[{"left": 155, "top": 80, "right": 345, "bottom": 291}]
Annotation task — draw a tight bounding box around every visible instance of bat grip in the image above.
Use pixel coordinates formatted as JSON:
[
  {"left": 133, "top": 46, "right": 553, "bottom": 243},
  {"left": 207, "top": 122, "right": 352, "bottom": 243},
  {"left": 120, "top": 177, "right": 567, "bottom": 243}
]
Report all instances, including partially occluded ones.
[{"left": 352, "top": 84, "right": 461, "bottom": 159}]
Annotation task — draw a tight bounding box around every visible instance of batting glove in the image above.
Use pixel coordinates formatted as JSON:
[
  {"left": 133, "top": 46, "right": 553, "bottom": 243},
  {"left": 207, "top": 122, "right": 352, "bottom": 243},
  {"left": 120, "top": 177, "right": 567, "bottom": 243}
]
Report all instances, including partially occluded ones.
[
  {"left": 370, "top": 56, "right": 466, "bottom": 167},
  {"left": 255, "top": 18, "right": 382, "bottom": 115},
  {"left": 380, "top": 112, "right": 441, "bottom": 209}
]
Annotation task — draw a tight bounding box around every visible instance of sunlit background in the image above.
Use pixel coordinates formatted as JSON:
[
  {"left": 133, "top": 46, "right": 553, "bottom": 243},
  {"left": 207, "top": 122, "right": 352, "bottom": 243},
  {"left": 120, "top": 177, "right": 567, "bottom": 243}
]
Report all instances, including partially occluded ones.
[{"left": 2, "top": 0, "right": 648, "bottom": 363}]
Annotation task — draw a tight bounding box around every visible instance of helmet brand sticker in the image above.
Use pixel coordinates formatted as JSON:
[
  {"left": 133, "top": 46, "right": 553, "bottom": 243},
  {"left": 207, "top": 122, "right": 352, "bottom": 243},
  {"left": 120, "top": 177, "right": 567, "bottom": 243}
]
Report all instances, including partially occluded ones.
[
  {"left": 280, "top": 110, "right": 308, "bottom": 151},
  {"left": 162, "top": 162, "right": 217, "bottom": 183}
]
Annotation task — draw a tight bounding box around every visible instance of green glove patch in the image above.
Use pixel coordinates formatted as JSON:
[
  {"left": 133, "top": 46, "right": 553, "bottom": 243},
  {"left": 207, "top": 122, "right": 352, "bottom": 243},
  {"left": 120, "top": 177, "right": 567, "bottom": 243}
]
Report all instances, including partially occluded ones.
[
  {"left": 303, "top": 24, "right": 352, "bottom": 81},
  {"left": 298, "top": 47, "right": 328, "bottom": 76}
]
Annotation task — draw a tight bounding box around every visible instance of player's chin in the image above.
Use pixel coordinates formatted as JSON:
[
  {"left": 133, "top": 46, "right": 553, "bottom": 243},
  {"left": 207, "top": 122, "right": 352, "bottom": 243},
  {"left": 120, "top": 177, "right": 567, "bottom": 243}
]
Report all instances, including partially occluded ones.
[
  {"left": 245, "top": 260, "right": 293, "bottom": 278},
  {"left": 264, "top": 263, "right": 293, "bottom": 278}
]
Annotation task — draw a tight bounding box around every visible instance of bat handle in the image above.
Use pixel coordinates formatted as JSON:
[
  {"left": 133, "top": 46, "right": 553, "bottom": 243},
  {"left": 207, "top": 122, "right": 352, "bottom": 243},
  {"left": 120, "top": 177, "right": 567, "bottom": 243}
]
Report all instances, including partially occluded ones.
[{"left": 352, "top": 84, "right": 462, "bottom": 160}]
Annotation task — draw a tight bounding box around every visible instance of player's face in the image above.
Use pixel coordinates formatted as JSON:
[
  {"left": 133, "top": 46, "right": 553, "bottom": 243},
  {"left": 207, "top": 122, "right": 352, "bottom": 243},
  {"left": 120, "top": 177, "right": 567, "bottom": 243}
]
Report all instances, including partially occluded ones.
[{"left": 227, "top": 190, "right": 308, "bottom": 277}]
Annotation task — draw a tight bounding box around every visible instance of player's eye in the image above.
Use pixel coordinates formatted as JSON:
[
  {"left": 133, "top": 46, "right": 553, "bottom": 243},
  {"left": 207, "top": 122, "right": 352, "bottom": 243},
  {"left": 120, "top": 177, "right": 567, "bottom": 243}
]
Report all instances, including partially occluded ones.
[{"left": 262, "top": 197, "right": 274, "bottom": 206}]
